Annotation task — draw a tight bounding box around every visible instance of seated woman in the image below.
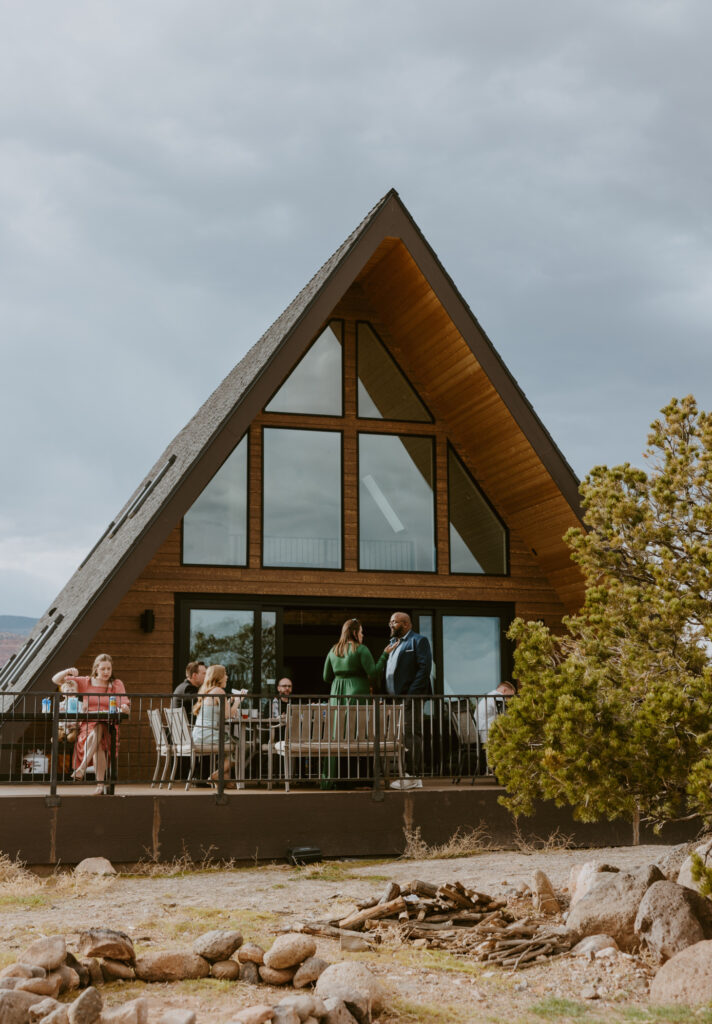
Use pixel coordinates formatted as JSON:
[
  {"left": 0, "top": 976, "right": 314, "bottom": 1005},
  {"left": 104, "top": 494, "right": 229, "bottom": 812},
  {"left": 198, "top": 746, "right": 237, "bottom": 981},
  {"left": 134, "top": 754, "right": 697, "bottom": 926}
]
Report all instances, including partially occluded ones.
[
  {"left": 191, "top": 664, "right": 241, "bottom": 787},
  {"left": 52, "top": 654, "right": 129, "bottom": 795}
]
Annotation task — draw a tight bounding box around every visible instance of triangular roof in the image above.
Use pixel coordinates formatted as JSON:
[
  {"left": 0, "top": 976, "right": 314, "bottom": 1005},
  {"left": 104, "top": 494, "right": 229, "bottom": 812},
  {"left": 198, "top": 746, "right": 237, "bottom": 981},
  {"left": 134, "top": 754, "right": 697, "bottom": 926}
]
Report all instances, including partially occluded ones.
[{"left": 0, "top": 189, "right": 584, "bottom": 700}]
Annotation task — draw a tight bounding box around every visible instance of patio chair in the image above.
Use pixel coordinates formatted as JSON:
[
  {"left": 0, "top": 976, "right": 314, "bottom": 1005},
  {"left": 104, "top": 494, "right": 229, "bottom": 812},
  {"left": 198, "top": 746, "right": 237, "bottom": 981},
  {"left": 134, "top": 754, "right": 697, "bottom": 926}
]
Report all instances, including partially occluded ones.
[
  {"left": 147, "top": 707, "right": 173, "bottom": 788},
  {"left": 163, "top": 706, "right": 224, "bottom": 790},
  {"left": 449, "top": 699, "right": 481, "bottom": 784}
]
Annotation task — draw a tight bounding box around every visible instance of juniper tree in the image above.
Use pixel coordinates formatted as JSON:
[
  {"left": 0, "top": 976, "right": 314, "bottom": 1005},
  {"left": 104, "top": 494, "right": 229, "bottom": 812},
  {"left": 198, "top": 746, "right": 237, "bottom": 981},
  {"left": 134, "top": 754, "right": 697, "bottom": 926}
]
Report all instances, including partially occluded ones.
[{"left": 488, "top": 396, "right": 712, "bottom": 840}]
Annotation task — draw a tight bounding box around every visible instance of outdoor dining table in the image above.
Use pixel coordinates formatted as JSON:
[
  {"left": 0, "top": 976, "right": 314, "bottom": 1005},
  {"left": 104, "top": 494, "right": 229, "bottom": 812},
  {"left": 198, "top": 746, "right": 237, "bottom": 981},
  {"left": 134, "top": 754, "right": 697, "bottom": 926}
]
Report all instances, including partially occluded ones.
[
  {"left": 229, "top": 712, "right": 283, "bottom": 789},
  {"left": 5, "top": 707, "right": 129, "bottom": 795}
]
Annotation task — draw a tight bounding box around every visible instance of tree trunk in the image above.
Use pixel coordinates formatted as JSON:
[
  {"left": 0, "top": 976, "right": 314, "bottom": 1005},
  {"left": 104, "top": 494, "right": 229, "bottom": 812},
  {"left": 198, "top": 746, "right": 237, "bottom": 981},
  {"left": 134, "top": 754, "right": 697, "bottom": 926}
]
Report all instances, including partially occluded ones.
[{"left": 632, "top": 805, "right": 640, "bottom": 846}]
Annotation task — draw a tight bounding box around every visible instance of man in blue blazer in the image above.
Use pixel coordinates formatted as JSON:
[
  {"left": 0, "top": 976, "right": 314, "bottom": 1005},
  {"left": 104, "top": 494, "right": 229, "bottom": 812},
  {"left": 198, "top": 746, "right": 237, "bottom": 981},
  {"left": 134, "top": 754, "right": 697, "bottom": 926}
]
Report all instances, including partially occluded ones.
[{"left": 380, "top": 612, "right": 432, "bottom": 787}]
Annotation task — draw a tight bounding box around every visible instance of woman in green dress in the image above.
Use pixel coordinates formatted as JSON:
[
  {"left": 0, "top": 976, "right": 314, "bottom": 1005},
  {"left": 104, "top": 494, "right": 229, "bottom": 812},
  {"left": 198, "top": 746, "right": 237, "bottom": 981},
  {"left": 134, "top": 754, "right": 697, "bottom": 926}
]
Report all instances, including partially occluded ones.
[{"left": 321, "top": 618, "right": 380, "bottom": 787}]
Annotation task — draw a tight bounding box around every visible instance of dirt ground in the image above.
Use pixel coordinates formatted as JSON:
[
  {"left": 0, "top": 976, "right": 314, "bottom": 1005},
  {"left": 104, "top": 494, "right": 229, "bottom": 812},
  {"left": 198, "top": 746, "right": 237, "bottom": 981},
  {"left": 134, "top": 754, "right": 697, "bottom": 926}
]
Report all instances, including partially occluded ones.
[{"left": 0, "top": 843, "right": 707, "bottom": 1024}]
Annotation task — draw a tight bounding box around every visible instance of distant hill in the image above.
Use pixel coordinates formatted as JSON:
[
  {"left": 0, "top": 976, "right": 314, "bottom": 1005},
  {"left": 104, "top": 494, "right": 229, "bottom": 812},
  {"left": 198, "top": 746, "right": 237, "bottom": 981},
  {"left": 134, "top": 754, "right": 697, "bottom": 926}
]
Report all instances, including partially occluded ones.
[
  {"left": 0, "top": 615, "right": 38, "bottom": 635},
  {"left": 0, "top": 617, "right": 39, "bottom": 670}
]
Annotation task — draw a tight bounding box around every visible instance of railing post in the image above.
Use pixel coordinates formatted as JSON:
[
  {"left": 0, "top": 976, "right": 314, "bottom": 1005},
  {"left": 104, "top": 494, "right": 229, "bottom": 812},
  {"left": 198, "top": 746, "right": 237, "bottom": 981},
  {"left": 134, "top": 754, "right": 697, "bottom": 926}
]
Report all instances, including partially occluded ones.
[
  {"left": 46, "top": 691, "right": 61, "bottom": 806},
  {"left": 372, "top": 695, "right": 383, "bottom": 801},
  {"left": 216, "top": 695, "right": 226, "bottom": 802}
]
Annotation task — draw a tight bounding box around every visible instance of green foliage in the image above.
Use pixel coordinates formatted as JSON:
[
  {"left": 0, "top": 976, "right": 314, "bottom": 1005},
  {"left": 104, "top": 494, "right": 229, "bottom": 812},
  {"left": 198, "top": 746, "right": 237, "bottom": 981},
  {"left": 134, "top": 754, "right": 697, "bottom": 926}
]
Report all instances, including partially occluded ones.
[
  {"left": 689, "top": 851, "right": 712, "bottom": 897},
  {"left": 488, "top": 396, "right": 712, "bottom": 830}
]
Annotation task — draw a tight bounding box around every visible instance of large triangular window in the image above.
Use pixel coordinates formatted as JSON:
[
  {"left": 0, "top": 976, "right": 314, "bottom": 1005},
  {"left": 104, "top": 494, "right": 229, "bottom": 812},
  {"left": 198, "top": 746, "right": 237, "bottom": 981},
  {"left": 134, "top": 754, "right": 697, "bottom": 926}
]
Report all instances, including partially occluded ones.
[
  {"left": 183, "top": 435, "right": 248, "bottom": 565},
  {"left": 448, "top": 446, "right": 507, "bottom": 574},
  {"left": 357, "top": 322, "right": 431, "bottom": 422},
  {"left": 265, "top": 322, "right": 343, "bottom": 416}
]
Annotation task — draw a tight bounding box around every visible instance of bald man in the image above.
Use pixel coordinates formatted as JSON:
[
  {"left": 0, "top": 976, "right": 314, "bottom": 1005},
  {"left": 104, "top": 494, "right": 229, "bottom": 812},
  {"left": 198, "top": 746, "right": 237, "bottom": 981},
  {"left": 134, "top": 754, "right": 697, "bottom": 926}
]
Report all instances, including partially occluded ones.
[{"left": 378, "top": 611, "right": 432, "bottom": 788}]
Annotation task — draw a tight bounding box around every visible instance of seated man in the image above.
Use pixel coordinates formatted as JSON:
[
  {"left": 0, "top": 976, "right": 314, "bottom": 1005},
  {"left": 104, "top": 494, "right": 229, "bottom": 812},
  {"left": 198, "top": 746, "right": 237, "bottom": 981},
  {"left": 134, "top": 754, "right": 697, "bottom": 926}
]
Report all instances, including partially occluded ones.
[
  {"left": 271, "top": 676, "right": 293, "bottom": 720},
  {"left": 473, "top": 681, "right": 516, "bottom": 776}
]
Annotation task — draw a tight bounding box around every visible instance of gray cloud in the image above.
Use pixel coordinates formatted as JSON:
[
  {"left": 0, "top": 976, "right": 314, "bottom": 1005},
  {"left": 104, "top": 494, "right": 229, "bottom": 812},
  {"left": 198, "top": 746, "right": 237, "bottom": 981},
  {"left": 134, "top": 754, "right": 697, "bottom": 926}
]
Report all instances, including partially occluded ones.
[{"left": 2, "top": 0, "right": 711, "bottom": 614}]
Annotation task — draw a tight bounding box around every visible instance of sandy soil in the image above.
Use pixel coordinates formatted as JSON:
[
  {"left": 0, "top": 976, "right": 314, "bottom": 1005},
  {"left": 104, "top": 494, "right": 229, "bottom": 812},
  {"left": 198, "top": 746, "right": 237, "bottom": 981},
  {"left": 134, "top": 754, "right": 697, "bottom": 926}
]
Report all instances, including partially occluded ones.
[{"left": 0, "top": 844, "right": 692, "bottom": 1024}]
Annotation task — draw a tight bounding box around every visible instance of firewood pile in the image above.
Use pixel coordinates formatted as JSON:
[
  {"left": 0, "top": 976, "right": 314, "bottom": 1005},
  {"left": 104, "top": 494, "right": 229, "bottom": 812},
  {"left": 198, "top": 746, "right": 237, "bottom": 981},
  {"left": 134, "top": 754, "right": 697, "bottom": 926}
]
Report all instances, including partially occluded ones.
[{"left": 299, "top": 878, "right": 571, "bottom": 971}]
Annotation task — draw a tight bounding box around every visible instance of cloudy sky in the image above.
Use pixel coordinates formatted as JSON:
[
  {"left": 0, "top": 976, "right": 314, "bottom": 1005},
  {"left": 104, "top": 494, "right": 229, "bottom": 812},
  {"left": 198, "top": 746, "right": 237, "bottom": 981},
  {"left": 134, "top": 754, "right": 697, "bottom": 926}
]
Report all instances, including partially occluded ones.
[{"left": 2, "top": 1, "right": 711, "bottom": 617}]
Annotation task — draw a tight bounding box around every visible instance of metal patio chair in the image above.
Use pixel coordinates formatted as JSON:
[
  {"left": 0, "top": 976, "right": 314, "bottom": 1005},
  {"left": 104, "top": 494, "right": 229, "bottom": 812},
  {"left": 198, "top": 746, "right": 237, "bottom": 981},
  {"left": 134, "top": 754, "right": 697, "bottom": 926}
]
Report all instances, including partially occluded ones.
[
  {"left": 163, "top": 706, "right": 224, "bottom": 790},
  {"left": 147, "top": 707, "right": 174, "bottom": 788}
]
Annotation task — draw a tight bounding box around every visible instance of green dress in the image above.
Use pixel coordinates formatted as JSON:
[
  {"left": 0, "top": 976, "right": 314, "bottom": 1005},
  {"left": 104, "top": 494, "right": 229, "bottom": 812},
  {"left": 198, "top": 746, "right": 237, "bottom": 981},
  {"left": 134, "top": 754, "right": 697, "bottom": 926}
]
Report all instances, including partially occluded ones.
[{"left": 321, "top": 643, "right": 379, "bottom": 787}]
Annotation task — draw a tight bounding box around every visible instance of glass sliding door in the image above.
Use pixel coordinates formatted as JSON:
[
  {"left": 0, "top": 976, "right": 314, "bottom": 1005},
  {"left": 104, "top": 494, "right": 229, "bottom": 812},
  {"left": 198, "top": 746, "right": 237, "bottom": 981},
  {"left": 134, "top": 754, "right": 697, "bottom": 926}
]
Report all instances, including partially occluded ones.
[
  {"left": 442, "top": 615, "right": 501, "bottom": 696},
  {"left": 189, "top": 609, "right": 254, "bottom": 691}
]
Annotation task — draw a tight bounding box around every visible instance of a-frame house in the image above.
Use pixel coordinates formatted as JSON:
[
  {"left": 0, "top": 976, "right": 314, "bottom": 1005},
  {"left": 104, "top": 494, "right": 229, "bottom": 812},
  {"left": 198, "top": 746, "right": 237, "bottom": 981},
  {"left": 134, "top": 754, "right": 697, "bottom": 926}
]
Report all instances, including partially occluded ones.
[{"left": 0, "top": 190, "right": 584, "bottom": 707}]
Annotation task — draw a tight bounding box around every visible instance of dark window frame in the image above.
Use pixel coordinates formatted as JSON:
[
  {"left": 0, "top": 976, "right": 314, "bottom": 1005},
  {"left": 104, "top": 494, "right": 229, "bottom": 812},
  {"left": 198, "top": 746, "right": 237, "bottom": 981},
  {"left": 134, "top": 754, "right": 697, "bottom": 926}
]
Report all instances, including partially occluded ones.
[
  {"left": 261, "top": 424, "right": 345, "bottom": 571},
  {"left": 357, "top": 430, "right": 438, "bottom": 574},
  {"left": 446, "top": 443, "right": 510, "bottom": 577}
]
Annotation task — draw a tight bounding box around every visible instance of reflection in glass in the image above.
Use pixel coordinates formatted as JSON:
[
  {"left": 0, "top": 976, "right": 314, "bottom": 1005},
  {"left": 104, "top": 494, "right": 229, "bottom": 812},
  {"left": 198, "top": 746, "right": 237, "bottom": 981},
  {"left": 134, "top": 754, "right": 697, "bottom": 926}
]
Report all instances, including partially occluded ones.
[
  {"left": 448, "top": 447, "right": 507, "bottom": 574},
  {"left": 263, "top": 428, "right": 341, "bottom": 568},
  {"left": 418, "top": 613, "right": 437, "bottom": 694},
  {"left": 262, "top": 611, "right": 276, "bottom": 693},
  {"left": 359, "top": 434, "right": 435, "bottom": 571},
  {"left": 357, "top": 323, "right": 431, "bottom": 421},
  {"left": 183, "top": 436, "right": 247, "bottom": 565},
  {"left": 265, "top": 323, "right": 343, "bottom": 415},
  {"left": 189, "top": 608, "right": 254, "bottom": 691},
  {"left": 443, "top": 616, "right": 500, "bottom": 696}
]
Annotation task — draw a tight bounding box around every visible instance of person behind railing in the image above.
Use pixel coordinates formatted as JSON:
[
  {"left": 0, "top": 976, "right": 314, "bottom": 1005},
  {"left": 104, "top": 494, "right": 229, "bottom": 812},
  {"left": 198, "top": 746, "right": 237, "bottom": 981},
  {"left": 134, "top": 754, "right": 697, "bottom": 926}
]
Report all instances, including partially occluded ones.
[
  {"left": 191, "top": 665, "right": 242, "bottom": 789},
  {"left": 172, "top": 660, "right": 206, "bottom": 712},
  {"left": 271, "top": 676, "right": 293, "bottom": 720},
  {"left": 473, "top": 681, "right": 516, "bottom": 776},
  {"left": 321, "top": 618, "right": 379, "bottom": 788},
  {"left": 52, "top": 654, "right": 129, "bottom": 795},
  {"left": 376, "top": 611, "right": 432, "bottom": 791}
]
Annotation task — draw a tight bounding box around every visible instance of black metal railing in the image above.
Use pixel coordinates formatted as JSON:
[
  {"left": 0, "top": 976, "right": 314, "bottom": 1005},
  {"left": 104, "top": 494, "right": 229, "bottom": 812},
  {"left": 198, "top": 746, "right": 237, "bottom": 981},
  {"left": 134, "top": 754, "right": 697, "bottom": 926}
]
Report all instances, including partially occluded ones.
[{"left": 0, "top": 691, "right": 509, "bottom": 794}]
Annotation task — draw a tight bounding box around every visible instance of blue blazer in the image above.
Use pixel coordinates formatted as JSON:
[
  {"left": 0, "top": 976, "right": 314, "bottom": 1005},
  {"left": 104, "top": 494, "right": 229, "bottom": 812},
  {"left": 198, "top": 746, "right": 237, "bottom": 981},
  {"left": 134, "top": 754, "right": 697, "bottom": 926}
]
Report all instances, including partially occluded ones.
[{"left": 379, "top": 631, "right": 433, "bottom": 696}]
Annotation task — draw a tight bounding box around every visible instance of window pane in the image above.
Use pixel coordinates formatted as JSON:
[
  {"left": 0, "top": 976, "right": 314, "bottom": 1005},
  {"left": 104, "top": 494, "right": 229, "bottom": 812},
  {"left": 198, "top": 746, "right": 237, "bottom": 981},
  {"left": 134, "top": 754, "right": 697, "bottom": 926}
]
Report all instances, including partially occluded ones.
[
  {"left": 265, "top": 323, "right": 343, "bottom": 415},
  {"left": 357, "top": 323, "right": 431, "bottom": 421},
  {"left": 261, "top": 611, "right": 276, "bottom": 693},
  {"left": 418, "top": 613, "right": 437, "bottom": 692},
  {"left": 443, "top": 616, "right": 500, "bottom": 696},
  {"left": 449, "top": 447, "right": 507, "bottom": 574},
  {"left": 189, "top": 609, "right": 254, "bottom": 691},
  {"left": 359, "top": 434, "right": 435, "bottom": 571},
  {"left": 183, "top": 436, "right": 247, "bottom": 565},
  {"left": 263, "top": 428, "right": 341, "bottom": 568}
]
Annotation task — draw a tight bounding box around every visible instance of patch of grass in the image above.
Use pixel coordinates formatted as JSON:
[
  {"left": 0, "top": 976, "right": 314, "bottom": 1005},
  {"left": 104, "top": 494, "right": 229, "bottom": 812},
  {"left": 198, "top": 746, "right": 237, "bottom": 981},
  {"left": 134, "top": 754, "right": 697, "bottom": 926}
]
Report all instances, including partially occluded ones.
[
  {"left": 125, "top": 844, "right": 236, "bottom": 877},
  {"left": 529, "top": 997, "right": 592, "bottom": 1020},
  {"left": 0, "top": 892, "right": 51, "bottom": 909},
  {"left": 299, "top": 861, "right": 389, "bottom": 882},
  {"left": 388, "top": 945, "right": 483, "bottom": 978},
  {"left": 621, "top": 1009, "right": 712, "bottom": 1024},
  {"left": 512, "top": 825, "right": 576, "bottom": 854},
  {"left": 385, "top": 996, "right": 468, "bottom": 1024},
  {"left": 401, "top": 824, "right": 491, "bottom": 860}
]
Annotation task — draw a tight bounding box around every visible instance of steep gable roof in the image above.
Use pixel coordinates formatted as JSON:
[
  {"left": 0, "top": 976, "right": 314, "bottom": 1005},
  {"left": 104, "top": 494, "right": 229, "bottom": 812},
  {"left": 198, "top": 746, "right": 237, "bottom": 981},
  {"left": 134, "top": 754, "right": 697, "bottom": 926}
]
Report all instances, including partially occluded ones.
[{"left": 0, "top": 189, "right": 583, "bottom": 700}]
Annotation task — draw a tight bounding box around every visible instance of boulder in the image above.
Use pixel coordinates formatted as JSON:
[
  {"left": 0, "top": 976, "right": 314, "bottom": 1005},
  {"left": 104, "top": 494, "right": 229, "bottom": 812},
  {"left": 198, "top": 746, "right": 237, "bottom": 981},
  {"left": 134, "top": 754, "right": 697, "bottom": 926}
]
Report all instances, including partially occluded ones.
[
  {"left": 1, "top": 964, "right": 46, "bottom": 980},
  {"left": 192, "top": 929, "right": 243, "bottom": 962},
  {"left": 98, "top": 998, "right": 148, "bottom": 1024},
  {"left": 272, "top": 1009, "right": 299, "bottom": 1024},
  {"left": 16, "top": 974, "right": 62, "bottom": 999},
  {"left": 634, "top": 879, "right": 712, "bottom": 962},
  {"left": 567, "top": 862, "right": 619, "bottom": 911},
  {"left": 259, "top": 965, "right": 297, "bottom": 985},
  {"left": 531, "top": 870, "right": 559, "bottom": 914},
  {"left": 649, "top": 938, "right": 712, "bottom": 1004},
  {"left": 78, "top": 930, "right": 135, "bottom": 963},
  {"left": 677, "top": 838, "right": 712, "bottom": 893},
  {"left": 570, "top": 934, "right": 619, "bottom": 957},
  {"left": 134, "top": 952, "right": 210, "bottom": 982},
  {"left": 323, "top": 1004, "right": 359, "bottom": 1024},
  {"left": 66, "top": 953, "right": 90, "bottom": 988},
  {"left": 566, "top": 864, "right": 664, "bottom": 951},
  {"left": 68, "top": 987, "right": 104, "bottom": 1024},
  {"left": 43, "top": 1010, "right": 71, "bottom": 1024},
  {"left": 263, "top": 935, "right": 317, "bottom": 970},
  {"left": 276, "top": 994, "right": 327, "bottom": 1021},
  {"left": 0, "top": 990, "right": 48, "bottom": 1024},
  {"left": 655, "top": 843, "right": 691, "bottom": 881},
  {"left": 100, "top": 959, "right": 135, "bottom": 982},
  {"left": 315, "top": 962, "right": 387, "bottom": 1018},
  {"left": 293, "top": 957, "right": 329, "bottom": 988},
  {"left": 156, "top": 1013, "right": 197, "bottom": 1024},
  {"left": 20, "top": 935, "right": 67, "bottom": 971},
  {"left": 230, "top": 1007, "right": 275, "bottom": 1024},
  {"left": 239, "top": 961, "right": 261, "bottom": 985},
  {"left": 74, "top": 858, "right": 117, "bottom": 876},
  {"left": 0, "top": 978, "right": 21, "bottom": 990},
  {"left": 28, "top": 998, "right": 64, "bottom": 1022},
  {"left": 237, "top": 943, "right": 265, "bottom": 965},
  {"left": 82, "top": 959, "right": 104, "bottom": 988},
  {"left": 210, "top": 960, "right": 240, "bottom": 980},
  {"left": 50, "top": 965, "right": 81, "bottom": 993}
]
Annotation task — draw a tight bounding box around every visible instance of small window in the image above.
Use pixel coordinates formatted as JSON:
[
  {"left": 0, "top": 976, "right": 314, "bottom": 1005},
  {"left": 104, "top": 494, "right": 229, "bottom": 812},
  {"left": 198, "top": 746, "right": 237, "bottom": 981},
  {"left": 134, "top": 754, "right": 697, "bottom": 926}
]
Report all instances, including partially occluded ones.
[
  {"left": 357, "top": 322, "right": 431, "bottom": 422},
  {"left": 448, "top": 446, "right": 507, "bottom": 574},
  {"left": 359, "top": 433, "right": 435, "bottom": 572},
  {"left": 265, "top": 323, "right": 343, "bottom": 416},
  {"left": 263, "top": 428, "right": 342, "bottom": 568},
  {"left": 183, "top": 436, "right": 247, "bottom": 565}
]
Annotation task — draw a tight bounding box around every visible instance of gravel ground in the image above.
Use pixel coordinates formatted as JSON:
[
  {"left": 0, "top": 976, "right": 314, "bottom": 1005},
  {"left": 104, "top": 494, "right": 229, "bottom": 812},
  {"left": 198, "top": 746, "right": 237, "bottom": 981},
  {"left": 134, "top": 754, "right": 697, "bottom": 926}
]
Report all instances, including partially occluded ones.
[{"left": 0, "top": 844, "right": 696, "bottom": 1024}]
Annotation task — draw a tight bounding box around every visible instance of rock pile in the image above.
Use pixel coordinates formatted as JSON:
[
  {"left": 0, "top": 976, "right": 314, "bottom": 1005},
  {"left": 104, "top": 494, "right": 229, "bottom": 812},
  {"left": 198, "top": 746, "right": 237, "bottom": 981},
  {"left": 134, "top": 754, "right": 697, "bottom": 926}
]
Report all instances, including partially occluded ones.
[{"left": 0, "top": 927, "right": 385, "bottom": 1024}]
